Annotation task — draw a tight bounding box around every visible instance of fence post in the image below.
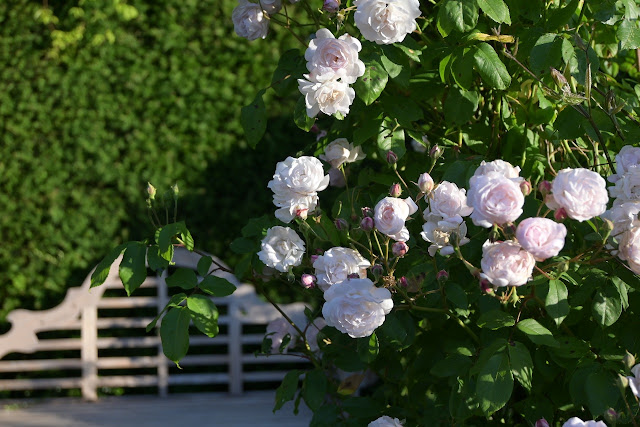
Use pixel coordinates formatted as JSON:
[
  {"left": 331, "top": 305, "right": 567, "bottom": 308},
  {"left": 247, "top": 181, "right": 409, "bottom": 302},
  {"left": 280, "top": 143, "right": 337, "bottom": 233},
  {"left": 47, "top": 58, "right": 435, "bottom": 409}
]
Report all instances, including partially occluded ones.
[{"left": 81, "top": 305, "right": 98, "bottom": 401}]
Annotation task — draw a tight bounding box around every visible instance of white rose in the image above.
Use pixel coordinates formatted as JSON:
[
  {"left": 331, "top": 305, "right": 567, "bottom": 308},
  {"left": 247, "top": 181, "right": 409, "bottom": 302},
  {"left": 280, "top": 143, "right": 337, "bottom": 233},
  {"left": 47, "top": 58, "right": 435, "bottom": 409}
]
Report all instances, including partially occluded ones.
[
  {"left": 354, "top": 0, "right": 421, "bottom": 44},
  {"left": 257, "top": 226, "right": 305, "bottom": 272},
  {"left": 618, "top": 223, "right": 640, "bottom": 275},
  {"left": 298, "top": 77, "right": 356, "bottom": 118},
  {"left": 545, "top": 168, "right": 608, "bottom": 222},
  {"left": 562, "top": 418, "right": 607, "bottom": 427},
  {"left": 601, "top": 201, "right": 640, "bottom": 251},
  {"left": 322, "top": 278, "right": 393, "bottom": 338},
  {"left": 471, "top": 159, "right": 522, "bottom": 183},
  {"left": 265, "top": 317, "right": 297, "bottom": 353},
  {"left": 319, "top": 138, "right": 366, "bottom": 168},
  {"left": 609, "top": 145, "right": 640, "bottom": 183},
  {"left": 313, "top": 247, "right": 371, "bottom": 292},
  {"left": 424, "top": 181, "right": 473, "bottom": 222},
  {"left": 374, "top": 196, "right": 419, "bottom": 242},
  {"left": 272, "top": 191, "right": 318, "bottom": 223},
  {"left": 480, "top": 240, "right": 536, "bottom": 287},
  {"left": 515, "top": 217, "right": 567, "bottom": 261},
  {"left": 232, "top": 0, "right": 269, "bottom": 41},
  {"left": 420, "top": 216, "right": 469, "bottom": 257},
  {"left": 609, "top": 164, "right": 640, "bottom": 203},
  {"left": 304, "top": 317, "right": 327, "bottom": 352},
  {"left": 468, "top": 171, "right": 524, "bottom": 228},
  {"left": 258, "top": 0, "right": 281, "bottom": 15},
  {"left": 305, "top": 29, "right": 365, "bottom": 84},
  {"left": 368, "top": 416, "right": 404, "bottom": 427},
  {"left": 627, "top": 363, "right": 640, "bottom": 397}
]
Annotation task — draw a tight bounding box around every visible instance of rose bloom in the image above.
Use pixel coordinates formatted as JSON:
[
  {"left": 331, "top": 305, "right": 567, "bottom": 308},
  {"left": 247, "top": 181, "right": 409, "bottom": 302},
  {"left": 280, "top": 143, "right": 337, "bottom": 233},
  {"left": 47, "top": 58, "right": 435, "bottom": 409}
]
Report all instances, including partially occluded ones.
[
  {"left": 298, "top": 77, "right": 356, "bottom": 118},
  {"left": 374, "top": 196, "right": 419, "bottom": 242},
  {"left": 322, "top": 278, "right": 393, "bottom": 338},
  {"left": 305, "top": 28, "right": 365, "bottom": 84},
  {"left": 232, "top": 0, "right": 269, "bottom": 41},
  {"left": 313, "top": 247, "right": 371, "bottom": 292},
  {"left": 420, "top": 216, "right": 470, "bottom": 257},
  {"left": 545, "top": 168, "right": 608, "bottom": 222},
  {"left": 562, "top": 418, "right": 607, "bottom": 427},
  {"left": 601, "top": 201, "right": 640, "bottom": 252},
  {"left": 618, "top": 222, "right": 640, "bottom": 274},
  {"left": 368, "top": 416, "right": 404, "bottom": 427},
  {"left": 609, "top": 164, "right": 640, "bottom": 203},
  {"left": 304, "top": 317, "right": 327, "bottom": 352},
  {"left": 319, "top": 138, "right": 366, "bottom": 168},
  {"left": 515, "top": 217, "right": 567, "bottom": 261},
  {"left": 609, "top": 145, "right": 640, "bottom": 183},
  {"left": 471, "top": 159, "right": 523, "bottom": 183},
  {"left": 424, "top": 181, "right": 473, "bottom": 222},
  {"left": 265, "top": 317, "right": 297, "bottom": 353},
  {"left": 354, "top": 0, "right": 421, "bottom": 44},
  {"left": 258, "top": 0, "right": 281, "bottom": 15},
  {"left": 480, "top": 240, "right": 536, "bottom": 287},
  {"left": 627, "top": 363, "right": 640, "bottom": 398},
  {"left": 257, "top": 226, "right": 305, "bottom": 272},
  {"left": 468, "top": 171, "right": 524, "bottom": 228}
]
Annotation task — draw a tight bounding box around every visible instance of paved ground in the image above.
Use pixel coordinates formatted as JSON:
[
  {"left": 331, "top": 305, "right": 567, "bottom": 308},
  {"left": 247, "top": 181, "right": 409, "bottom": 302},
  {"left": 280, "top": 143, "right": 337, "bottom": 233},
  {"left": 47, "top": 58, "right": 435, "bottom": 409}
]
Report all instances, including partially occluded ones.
[{"left": 0, "top": 392, "right": 312, "bottom": 427}]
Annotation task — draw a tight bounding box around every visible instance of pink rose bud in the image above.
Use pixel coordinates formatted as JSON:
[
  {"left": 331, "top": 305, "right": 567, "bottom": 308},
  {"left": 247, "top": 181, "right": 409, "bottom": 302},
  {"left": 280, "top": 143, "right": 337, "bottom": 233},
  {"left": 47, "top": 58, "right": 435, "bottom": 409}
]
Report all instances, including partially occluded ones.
[
  {"left": 398, "top": 276, "right": 409, "bottom": 287},
  {"left": 436, "top": 270, "right": 449, "bottom": 284},
  {"left": 389, "top": 183, "right": 402, "bottom": 198},
  {"left": 147, "top": 182, "right": 157, "bottom": 200},
  {"left": 538, "top": 180, "right": 552, "bottom": 195},
  {"left": 310, "top": 124, "right": 320, "bottom": 134},
  {"left": 418, "top": 173, "right": 435, "bottom": 193},
  {"left": 554, "top": 207, "right": 568, "bottom": 222},
  {"left": 604, "top": 408, "right": 619, "bottom": 425},
  {"left": 520, "top": 180, "right": 532, "bottom": 196},
  {"left": 310, "top": 255, "right": 320, "bottom": 264},
  {"left": 392, "top": 241, "right": 409, "bottom": 257},
  {"left": 335, "top": 218, "right": 349, "bottom": 231},
  {"left": 322, "top": 0, "right": 340, "bottom": 13},
  {"left": 362, "top": 207, "right": 373, "bottom": 218},
  {"left": 534, "top": 418, "right": 550, "bottom": 427},
  {"left": 295, "top": 208, "right": 309, "bottom": 220},
  {"left": 480, "top": 278, "right": 492, "bottom": 293},
  {"left": 371, "top": 264, "right": 384, "bottom": 280},
  {"left": 301, "top": 274, "right": 316, "bottom": 289},
  {"left": 429, "top": 144, "right": 443, "bottom": 159},
  {"left": 386, "top": 150, "right": 398, "bottom": 165},
  {"left": 360, "top": 216, "right": 374, "bottom": 232}
]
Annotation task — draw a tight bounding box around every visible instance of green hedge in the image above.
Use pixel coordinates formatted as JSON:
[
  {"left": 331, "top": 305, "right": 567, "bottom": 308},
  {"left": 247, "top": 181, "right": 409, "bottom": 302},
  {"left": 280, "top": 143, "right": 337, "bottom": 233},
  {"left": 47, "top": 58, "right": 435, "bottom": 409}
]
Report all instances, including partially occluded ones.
[{"left": 0, "top": 0, "right": 305, "bottom": 322}]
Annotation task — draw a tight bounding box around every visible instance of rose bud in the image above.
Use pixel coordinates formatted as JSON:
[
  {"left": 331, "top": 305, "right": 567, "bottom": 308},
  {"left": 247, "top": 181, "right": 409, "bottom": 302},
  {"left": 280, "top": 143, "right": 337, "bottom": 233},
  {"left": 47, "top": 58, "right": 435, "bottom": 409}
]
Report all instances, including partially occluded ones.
[
  {"left": 301, "top": 274, "right": 316, "bottom": 289},
  {"left": 520, "top": 180, "right": 532, "bottom": 196},
  {"left": 322, "top": 0, "right": 340, "bottom": 13},
  {"left": 310, "top": 255, "right": 320, "bottom": 264},
  {"left": 389, "top": 183, "right": 402, "bottom": 198},
  {"left": 538, "top": 180, "right": 552, "bottom": 196},
  {"left": 418, "top": 173, "right": 435, "bottom": 193},
  {"left": 436, "top": 270, "right": 449, "bottom": 284},
  {"left": 398, "top": 276, "right": 409, "bottom": 287},
  {"left": 386, "top": 150, "right": 398, "bottom": 165},
  {"left": 371, "top": 264, "right": 384, "bottom": 280},
  {"left": 362, "top": 207, "right": 373, "bottom": 218},
  {"left": 534, "top": 419, "right": 550, "bottom": 427},
  {"left": 429, "top": 144, "right": 443, "bottom": 159},
  {"left": 360, "top": 216, "right": 374, "bottom": 232},
  {"left": 147, "top": 182, "right": 157, "bottom": 200},
  {"left": 335, "top": 218, "right": 349, "bottom": 231},
  {"left": 553, "top": 207, "right": 568, "bottom": 222},
  {"left": 392, "top": 241, "right": 409, "bottom": 257}
]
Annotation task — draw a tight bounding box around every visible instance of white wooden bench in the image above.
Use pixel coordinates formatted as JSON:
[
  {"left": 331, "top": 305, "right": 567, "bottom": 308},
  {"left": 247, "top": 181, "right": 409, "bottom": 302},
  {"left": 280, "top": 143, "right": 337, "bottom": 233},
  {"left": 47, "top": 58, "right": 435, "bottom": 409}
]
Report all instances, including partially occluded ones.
[{"left": 0, "top": 248, "right": 309, "bottom": 401}]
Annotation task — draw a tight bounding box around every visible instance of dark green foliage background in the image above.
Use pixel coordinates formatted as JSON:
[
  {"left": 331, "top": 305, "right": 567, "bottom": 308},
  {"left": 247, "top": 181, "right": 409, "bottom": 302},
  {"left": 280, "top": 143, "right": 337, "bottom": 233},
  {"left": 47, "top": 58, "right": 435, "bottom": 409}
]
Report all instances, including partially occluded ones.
[{"left": 0, "top": 0, "right": 303, "bottom": 322}]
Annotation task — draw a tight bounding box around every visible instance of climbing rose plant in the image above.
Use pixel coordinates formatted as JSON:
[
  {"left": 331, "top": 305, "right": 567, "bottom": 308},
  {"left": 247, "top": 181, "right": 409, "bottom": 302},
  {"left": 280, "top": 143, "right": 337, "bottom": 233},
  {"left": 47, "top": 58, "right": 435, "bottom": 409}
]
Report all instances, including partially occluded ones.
[{"left": 94, "top": 0, "right": 640, "bottom": 425}]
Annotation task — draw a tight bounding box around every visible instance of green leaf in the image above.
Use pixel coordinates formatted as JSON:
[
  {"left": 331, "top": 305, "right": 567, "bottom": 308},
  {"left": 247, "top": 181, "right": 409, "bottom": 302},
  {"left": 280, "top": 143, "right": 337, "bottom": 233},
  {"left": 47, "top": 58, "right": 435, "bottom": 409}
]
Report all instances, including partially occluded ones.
[
  {"left": 377, "top": 117, "right": 406, "bottom": 160},
  {"left": 618, "top": 19, "right": 640, "bottom": 50},
  {"left": 476, "top": 351, "right": 514, "bottom": 415},
  {"left": 165, "top": 268, "right": 198, "bottom": 290},
  {"left": 585, "top": 370, "right": 620, "bottom": 417},
  {"left": 197, "top": 256, "right": 213, "bottom": 277},
  {"left": 230, "top": 237, "right": 257, "bottom": 254},
  {"left": 357, "top": 333, "right": 379, "bottom": 363},
  {"left": 508, "top": 342, "right": 533, "bottom": 392},
  {"left": 451, "top": 48, "right": 474, "bottom": 90},
  {"left": 445, "top": 282, "right": 468, "bottom": 309},
  {"left": 530, "top": 33, "right": 563, "bottom": 75},
  {"left": 545, "top": 0, "right": 580, "bottom": 29},
  {"left": 157, "top": 223, "right": 180, "bottom": 262},
  {"left": 147, "top": 245, "right": 170, "bottom": 273},
  {"left": 271, "top": 49, "right": 304, "bottom": 96},
  {"left": 90, "top": 243, "right": 127, "bottom": 288},
  {"left": 146, "top": 293, "right": 187, "bottom": 333},
  {"left": 477, "top": 0, "right": 511, "bottom": 24},
  {"left": 444, "top": 87, "right": 480, "bottom": 125},
  {"left": 353, "top": 56, "right": 388, "bottom": 106},
  {"left": 612, "top": 277, "right": 629, "bottom": 309},
  {"left": 119, "top": 242, "right": 147, "bottom": 296},
  {"left": 472, "top": 43, "right": 511, "bottom": 90},
  {"left": 516, "top": 319, "right": 558, "bottom": 347},
  {"left": 545, "top": 279, "right": 569, "bottom": 326},
  {"left": 187, "top": 294, "right": 219, "bottom": 338},
  {"left": 274, "top": 370, "right": 301, "bottom": 412},
  {"left": 160, "top": 307, "right": 191, "bottom": 365},
  {"left": 477, "top": 310, "right": 516, "bottom": 330},
  {"left": 430, "top": 354, "right": 473, "bottom": 378},
  {"left": 294, "top": 96, "right": 316, "bottom": 131},
  {"left": 198, "top": 275, "right": 237, "bottom": 297},
  {"left": 240, "top": 89, "right": 267, "bottom": 148},
  {"left": 592, "top": 283, "right": 623, "bottom": 327},
  {"left": 303, "top": 370, "right": 328, "bottom": 411},
  {"left": 438, "top": 0, "right": 479, "bottom": 37}
]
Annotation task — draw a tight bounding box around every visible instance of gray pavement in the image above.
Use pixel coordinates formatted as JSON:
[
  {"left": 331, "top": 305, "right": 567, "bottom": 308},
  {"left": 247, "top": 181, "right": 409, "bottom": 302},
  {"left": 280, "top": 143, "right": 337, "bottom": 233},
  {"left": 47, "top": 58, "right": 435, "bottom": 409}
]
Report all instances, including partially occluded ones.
[{"left": 0, "top": 392, "right": 312, "bottom": 427}]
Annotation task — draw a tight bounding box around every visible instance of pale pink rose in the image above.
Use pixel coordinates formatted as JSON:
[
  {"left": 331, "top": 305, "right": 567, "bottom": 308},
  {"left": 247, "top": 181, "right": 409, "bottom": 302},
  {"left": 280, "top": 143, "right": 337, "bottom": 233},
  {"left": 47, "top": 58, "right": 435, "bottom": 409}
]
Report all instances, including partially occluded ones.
[
  {"left": 319, "top": 138, "right": 366, "bottom": 168},
  {"left": 420, "top": 216, "right": 469, "bottom": 257},
  {"left": 609, "top": 164, "right": 640, "bottom": 203},
  {"left": 618, "top": 223, "right": 640, "bottom": 274},
  {"left": 298, "top": 77, "right": 356, "bottom": 118},
  {"left": 424, "top": 181, "right": 473, "bottom": 222},
  {"left": 515, "top": 217, "right": 567, "bottom": 261},
  {"left": 562, "top": 417, "right": 607, "bottom": 427},
  {"left": 374, "top": 197, "right": 418, "bottom": 242},
  {"left": 480, "top": 240, "right": 536, "bottom": 287},
  {"left": 368, "top": 416, "right": 404, "bottom": 426},
  {"left": 232, "top": 0, "right": 269, "bottom": 41},
  {"left": 313, "top": 247, "right": 371, "bottom": 292},
  {"left": 257, "top": 226, "right": 305, "bottom": 272},
  {"left": 354, "top": 0, "right": 421, "bottom": 44},
  {"left": 609, "top": 145, "right": 640, "bottom": 183},
  {"left": 545, "top": 168, "right": 608, "bottom": 222},
  {"left": 468, "top": 172, "right": 524, "bottom": 228},
  {"left": 601, "top": 201, "right": 640, "bottom": 253},
  {"left": 471, "top": 159, "right": 522, "bottom": 183},
  {"left": 305, "top": 29, "right": 365, "bottom": 84},
  {"left": 322, "top": 278, "right": 393, "bottom": 338}
]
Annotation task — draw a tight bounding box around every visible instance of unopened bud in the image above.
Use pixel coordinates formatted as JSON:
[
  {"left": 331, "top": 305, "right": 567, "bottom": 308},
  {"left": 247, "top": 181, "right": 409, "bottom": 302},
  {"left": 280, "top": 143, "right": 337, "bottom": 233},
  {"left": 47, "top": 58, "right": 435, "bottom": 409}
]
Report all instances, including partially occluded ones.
[
  {"left": 322, "top": 0, "right": 340, "bottom": 13},
  {"left": 489, "top": 226, "right": 501, "bottom": 243},
  {"left": 362, "top": 207, "right": 373, "bottom": 218},
  {"left": 480, "top": 278, "right": 493, "bottom": 293},
  {"left": 360, "top": 216, "right": 374, "bottom": 232},
  {"left": 398, "top": 276, "right": 409, "bottom": 287},
  {"left": 606, "top": 90, "right": 616, "bottom": 113},
  {"left": 171, "top": 183, "right": 179, "bottom": 198},
  {"left": 624, "top": 351, "right": 636, "bottom": 371},
  {"left": 604, "top": 408, "right": 619, "bottom": 426},
  {"left": 554, "top": 207, "right": 568, "bottom": 222},
  {"left": 386, "top": 150, "right": 398, "bottom": 165},
  {"left": 550, "top": 67, "right": 569, "bottom": 89},
  {"left": 371, "top": 264, "right": 384, "bottom": 280},
  {"left": 310, "top": 124, "right": 320, "bottom": 133},
  {"left": 310, "top": 255, "right": 320, "bottom": 264},
  {"left": 429, "top": 144, "right": 443, "bottom": 159},
  {"left": 301, "top": 274, "right": 316, "bottom": 289},
  {"left": 556, "top": 260, "right": 570, "bottom": 275},
  {"left": 520, "top": 180, "right": 532, "bottom": 196},
  {"left": 389, "top": 183, "right": 402, "bottom": 198},
  {"left": 147, "top": 182, "right": 157, "bottom": 200},
  {"left": 538, "top": 180, "right": 552, "bottom": 196},
  {"left": 603, "top": 218, "right": 614, "bottom": 233},
  {"left": 418, "top": 173, "right": 435, "bottom": 193},
  {"left": 617, "top": 373, "right": 629, "bottom": 391},
  {"left": 535, "top": 419, "right": 550, "bottom": 427},
  {"left": 392, "top": 241, "right": 409, "bottom": 257},
  {"left": 436, "top": 270, "right": 449, "bottom": 284},
  {"left": 286, "top": 270, "right": 296, "bottom": 283},
  {"left": 335, "top": 218, "right": 349, "bottom": 231}
]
